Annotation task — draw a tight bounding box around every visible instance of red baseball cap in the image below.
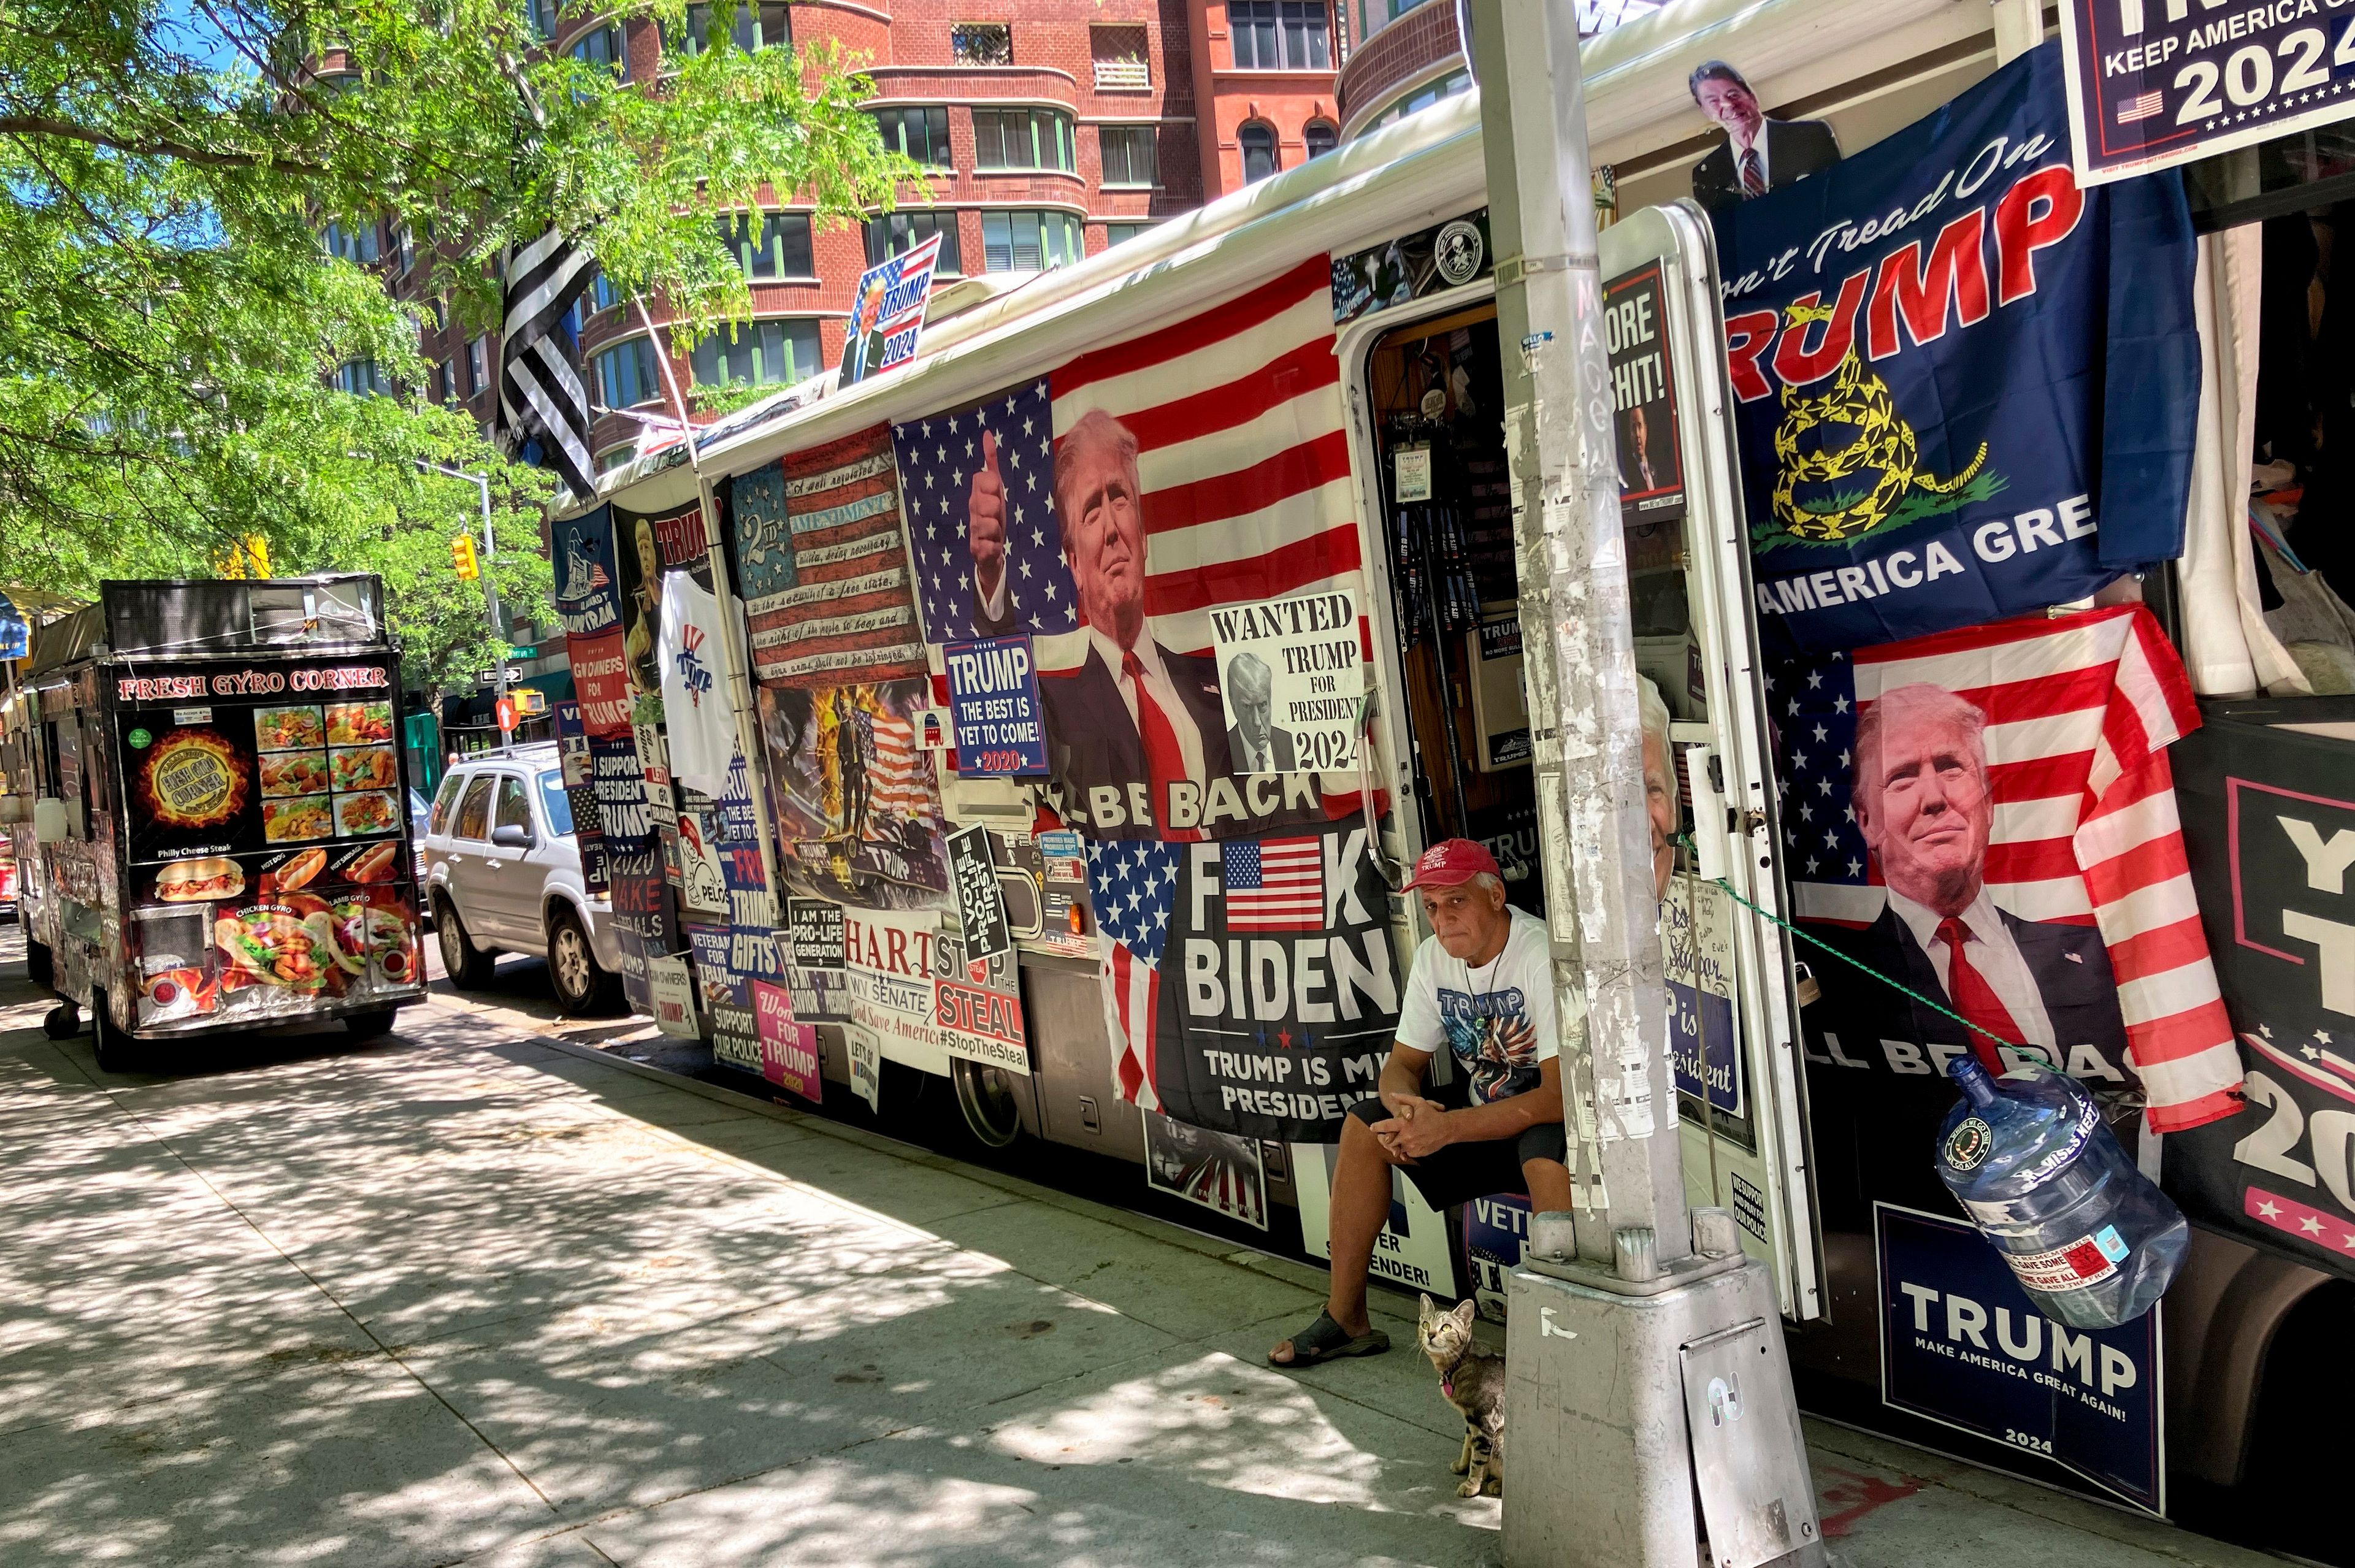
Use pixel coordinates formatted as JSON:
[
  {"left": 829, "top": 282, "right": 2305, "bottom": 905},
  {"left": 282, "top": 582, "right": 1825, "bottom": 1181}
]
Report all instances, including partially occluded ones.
[{"left": 1401, "top": 838, "right": 1501, "bottom": 892}]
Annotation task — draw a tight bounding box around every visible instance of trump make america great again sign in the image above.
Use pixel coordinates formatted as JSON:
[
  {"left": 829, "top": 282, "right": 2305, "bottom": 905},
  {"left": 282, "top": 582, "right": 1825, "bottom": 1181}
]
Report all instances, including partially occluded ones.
[{"left": 1712, "top": 44, "right": 2199, "bottom": 656}]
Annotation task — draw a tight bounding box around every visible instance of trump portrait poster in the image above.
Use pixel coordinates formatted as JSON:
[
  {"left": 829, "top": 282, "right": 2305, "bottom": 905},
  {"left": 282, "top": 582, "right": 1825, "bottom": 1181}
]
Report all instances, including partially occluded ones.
[
  {"left": 1710, "top": 42, "right": 2199, "bottom": 656},
  {"left": 1779, "top": 606, "right": 2243, "bottom": 1231},
  {"left": 887, "top": 258, "right": 1374, "bottom": 845}
]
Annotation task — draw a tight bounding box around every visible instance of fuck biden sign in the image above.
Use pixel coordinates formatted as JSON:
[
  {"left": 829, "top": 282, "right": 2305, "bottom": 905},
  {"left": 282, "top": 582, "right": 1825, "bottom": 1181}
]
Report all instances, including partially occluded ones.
[{"left": 1712, "top": 42, "right": 2199, "bottom": 656}]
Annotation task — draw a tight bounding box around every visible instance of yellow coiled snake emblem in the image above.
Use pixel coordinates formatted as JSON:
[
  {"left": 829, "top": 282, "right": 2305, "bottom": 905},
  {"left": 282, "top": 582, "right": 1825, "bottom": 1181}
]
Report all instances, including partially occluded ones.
[{"left": 1771, "top": 301, "right": 1988, "bottom": 543}]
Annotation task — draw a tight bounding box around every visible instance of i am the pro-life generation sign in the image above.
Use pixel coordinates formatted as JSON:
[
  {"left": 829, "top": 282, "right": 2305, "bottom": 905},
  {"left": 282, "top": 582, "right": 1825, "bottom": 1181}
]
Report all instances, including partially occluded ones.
[{"left": 2056, "top": 5, "right": 2355, "bottom": 184}]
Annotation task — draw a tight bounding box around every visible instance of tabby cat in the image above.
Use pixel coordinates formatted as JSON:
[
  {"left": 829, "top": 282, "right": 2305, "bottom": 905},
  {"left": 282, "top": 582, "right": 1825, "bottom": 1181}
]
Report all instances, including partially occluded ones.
[{"left": 1417, "top": 1294, "right": 1506, "bottom": 1498}]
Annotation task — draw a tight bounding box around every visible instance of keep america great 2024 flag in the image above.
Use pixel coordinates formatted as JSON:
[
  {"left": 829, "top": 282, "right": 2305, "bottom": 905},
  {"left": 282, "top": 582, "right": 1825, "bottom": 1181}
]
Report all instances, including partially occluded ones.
[{"left": 1711, "top": 41, "right": 2199, "bottom": 655}]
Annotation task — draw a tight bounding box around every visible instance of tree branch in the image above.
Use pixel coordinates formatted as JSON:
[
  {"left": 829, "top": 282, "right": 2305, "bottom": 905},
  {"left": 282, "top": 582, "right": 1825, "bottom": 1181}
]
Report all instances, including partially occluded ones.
[{"left": 0, "top": 113, "right": 329, "bottom": 174}]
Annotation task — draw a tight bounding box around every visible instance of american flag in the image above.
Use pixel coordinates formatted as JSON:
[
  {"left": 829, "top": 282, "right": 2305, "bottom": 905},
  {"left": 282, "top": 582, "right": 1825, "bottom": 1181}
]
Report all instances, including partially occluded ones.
[
  {"left": 893, "top": 379, "right": 1072, "bottom": 640},
  {"left": 1223, "top": 836, "right": 1324, "bottom": 930},
  {"left": 1087, "top": 837, "right": 1181, "bottom": 1106},
  {"left": 739, "top": 426, "right": 927, "bottom": 689},
  {"left": 863, "top": 708, "right": 932, "bottom": 832},
  {"left": 1774, "top": 605, "right": 2240, "bottom": 1132},
  {"left": 2116, "top": 90, "right": 2165, "bottom": 124}
]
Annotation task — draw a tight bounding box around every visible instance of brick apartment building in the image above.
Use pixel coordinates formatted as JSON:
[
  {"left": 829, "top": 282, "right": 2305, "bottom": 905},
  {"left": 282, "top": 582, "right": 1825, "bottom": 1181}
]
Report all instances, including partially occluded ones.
[{"left": 338, "top": 4, "right": 1361, "bottom": 483}]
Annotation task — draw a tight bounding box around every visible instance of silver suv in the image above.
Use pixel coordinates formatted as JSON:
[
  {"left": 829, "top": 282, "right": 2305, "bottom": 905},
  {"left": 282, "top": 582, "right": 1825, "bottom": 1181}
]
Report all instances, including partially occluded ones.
[{"left": 422, "top": 743, "right": 622, "bottom": 1012}]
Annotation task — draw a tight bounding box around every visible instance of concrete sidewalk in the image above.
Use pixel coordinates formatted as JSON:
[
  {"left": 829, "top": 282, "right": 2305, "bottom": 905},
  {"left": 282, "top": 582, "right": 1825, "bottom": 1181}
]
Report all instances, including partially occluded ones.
[{"left": 0, "top": 990, "right": 2282, "bottom": 1567}]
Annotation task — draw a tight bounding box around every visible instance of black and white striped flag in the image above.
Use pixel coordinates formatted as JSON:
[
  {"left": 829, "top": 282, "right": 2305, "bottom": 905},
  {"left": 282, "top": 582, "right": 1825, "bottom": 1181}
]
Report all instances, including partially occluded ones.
[{"left": 499, "top": 228, "right": 597, "bottom": 498}]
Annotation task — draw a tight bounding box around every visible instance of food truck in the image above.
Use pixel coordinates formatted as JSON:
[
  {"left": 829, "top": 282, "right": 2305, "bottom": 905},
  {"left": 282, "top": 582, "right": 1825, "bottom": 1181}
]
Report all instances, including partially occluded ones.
[
  {"left": 543, "top": 0, "right": 2355, "bottom": 1550},
  {"left": 9, "top": 577, "right": 428, "bottom": 1069}
]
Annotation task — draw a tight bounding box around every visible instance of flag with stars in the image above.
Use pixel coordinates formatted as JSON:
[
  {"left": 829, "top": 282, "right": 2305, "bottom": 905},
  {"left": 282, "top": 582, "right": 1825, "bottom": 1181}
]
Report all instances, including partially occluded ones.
[
  {"left": 892, "top": 380, "right": 1076, "bottom": 641},
  {"left": 1774, "top": 605, "right": 2240, "bottom": 1134},
  {"left": 1086, "top": 836, "right": 1180, "bottom": 1109}
]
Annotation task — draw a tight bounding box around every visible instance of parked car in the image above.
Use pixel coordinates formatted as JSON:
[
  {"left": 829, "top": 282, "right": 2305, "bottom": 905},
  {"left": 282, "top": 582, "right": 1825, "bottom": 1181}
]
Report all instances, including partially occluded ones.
[{"left": 421, "top": 743, "right": 622, "bottom": 1012}]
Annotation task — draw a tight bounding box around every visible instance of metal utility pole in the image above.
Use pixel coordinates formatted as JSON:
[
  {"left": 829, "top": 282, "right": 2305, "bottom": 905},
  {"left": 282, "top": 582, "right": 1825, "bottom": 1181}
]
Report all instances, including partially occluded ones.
[
  {"left": 1468, "top": 4, "right": 1825, "bottom": 1566},
  {"left": 420, "top": 461, "right": 511, "bottom": 741}
]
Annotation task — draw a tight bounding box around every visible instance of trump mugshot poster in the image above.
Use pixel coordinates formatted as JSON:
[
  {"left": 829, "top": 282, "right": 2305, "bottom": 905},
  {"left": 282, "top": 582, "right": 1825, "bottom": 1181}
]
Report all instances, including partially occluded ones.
[{"left": 1710, "top": 42, "right": 2199, "bottom": 656}]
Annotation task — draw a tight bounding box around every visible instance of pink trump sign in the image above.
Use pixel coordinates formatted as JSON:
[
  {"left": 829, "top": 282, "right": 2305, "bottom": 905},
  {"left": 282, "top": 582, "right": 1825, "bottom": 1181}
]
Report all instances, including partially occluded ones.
[{"left": 753, "top": 979, "right": 822, "bottom": 1101}]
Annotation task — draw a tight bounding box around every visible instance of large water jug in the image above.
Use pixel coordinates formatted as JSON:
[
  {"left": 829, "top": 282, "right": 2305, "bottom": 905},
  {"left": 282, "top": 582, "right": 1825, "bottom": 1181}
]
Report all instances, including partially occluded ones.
[{"left": 1935, "top": 1056, "right": 2188, "bottom": 1329}]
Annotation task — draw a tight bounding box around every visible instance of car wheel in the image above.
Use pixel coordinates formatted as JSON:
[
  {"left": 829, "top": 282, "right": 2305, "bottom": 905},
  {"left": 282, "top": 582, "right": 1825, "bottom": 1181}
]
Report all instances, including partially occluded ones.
[
  {"left": 91, "top": 990, "right": 150, "bottom": 1074},
  {"left": 546, "top": 906, "right": 620, "bottom": 1015},
  {"left": 434, "top": 895, "right": 496, "bottom": 989}
]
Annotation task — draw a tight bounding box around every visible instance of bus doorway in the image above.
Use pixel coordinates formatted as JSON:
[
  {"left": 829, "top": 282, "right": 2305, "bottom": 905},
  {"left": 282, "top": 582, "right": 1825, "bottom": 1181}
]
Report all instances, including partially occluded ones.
[{"left": 1358, "top": 301, "right": 1545, "bottom": 916}]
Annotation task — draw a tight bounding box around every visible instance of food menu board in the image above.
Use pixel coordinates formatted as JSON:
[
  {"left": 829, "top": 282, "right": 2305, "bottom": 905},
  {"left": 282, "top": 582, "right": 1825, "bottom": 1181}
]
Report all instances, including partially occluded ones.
[{"left": 111, "top": 659, "right": 422, "bottom": 1028}]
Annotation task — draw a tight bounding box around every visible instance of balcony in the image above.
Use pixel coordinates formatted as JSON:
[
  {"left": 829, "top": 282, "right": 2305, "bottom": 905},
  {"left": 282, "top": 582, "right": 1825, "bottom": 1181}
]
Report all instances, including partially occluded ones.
[{"left": 1093, "top": 59, "right": 1151, "bottom": 91}]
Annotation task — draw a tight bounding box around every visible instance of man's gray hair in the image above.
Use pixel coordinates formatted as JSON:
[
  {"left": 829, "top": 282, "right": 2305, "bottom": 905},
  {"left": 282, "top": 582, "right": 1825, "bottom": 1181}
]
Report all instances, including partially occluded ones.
[
  {"left": 1851, "top": 683, "right": 1989, "bottom": 800},
  {"left": 1228, "top": 649, "right": 1271, "bottom": 698},
  {"left": 1051, "top": 407, "right": 1141, "bottom": 551},
  {"left": 1637, "top": 675, "right": 1672, "bottom": 758},
  {"left": 1688, "top": 59, "right": 1751, "bottom": 102},
  {"left": 1472, "top": 871, "right": 1503, "bottom": 895}
]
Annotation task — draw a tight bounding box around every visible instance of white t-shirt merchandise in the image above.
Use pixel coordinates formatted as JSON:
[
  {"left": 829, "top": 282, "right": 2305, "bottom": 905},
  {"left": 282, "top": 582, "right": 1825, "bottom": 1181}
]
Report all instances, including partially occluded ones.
[
  {"left": 657, "top": 570, "right": 735, "bottom": 798},
  {"left": 1397, "top": 907, "right": 1562, "bottom": 1106}
]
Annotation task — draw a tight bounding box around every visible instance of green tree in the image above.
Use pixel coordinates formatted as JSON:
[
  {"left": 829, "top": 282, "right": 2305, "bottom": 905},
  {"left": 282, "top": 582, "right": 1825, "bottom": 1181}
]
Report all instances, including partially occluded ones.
[{"left": 0, "top": 0, "right": 917, "bottom": 605}]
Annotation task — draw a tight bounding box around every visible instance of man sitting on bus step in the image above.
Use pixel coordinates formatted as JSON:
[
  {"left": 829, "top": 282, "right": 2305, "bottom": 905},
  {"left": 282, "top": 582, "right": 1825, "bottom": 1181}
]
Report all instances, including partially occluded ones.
[
  {"left": 1269, "top": 681, "right": 1680, "bottom": 1367},
  {"left": 1268, "top": 837, "right": 1571, "bottom": 1366}
]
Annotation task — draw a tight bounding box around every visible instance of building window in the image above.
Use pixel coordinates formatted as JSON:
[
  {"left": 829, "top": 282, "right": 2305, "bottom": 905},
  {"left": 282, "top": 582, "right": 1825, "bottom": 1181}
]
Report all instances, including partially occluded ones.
[
  {"left": 980, "top": 210, "right": 1082, "bottom": 273},
  {"left": 973, "top": 107, "right": 1075, "bottom": 173},
  {"left": 594, "top": 335, "right": 662, "bottom": 409},
  {"left": 866, "top": 210, "right": 963, "bottom": 275},
  {"left": 718, "top": 212, "right": 815, "bottom": 280},
  {"left": 334, "top": 358, "right": 388, "bottom": 396},
  {"left": 1366, "top": 67, "right": 1471, "bottom": 132},
  {"left": 392, "top": 223, "right": 415, "bottom": 273},
  {"left": 691, "top": 318, "right": 822, "bottom": 389},
  {"left": 872, "top": 105, "right": 951, "bottom": 166},
  {"left": 1098, "top": 124, "right": 1158, "bottom": 186},
  {"left": 1304, "top": 120, "right": 1338, "bottom": 159},
  {"left": 951, "top": 23, "right": 1013, "bottom": 66},
  {"left": 1104, "top": 221, "right": 1156, "bottom": 248},
  {"left": 589, "top": 270, "right": 622, "bottom": 315},
  {"left": 467, "top": 335, "right": 490, "bottom": 394},
  {"left": 670, "top": 1, "right": 789, "bottom": 53},
  {"left": 570, "top": 25, "right": 626, "bottom": 78},
  {"left": 597, "top": 445, "right": 635, "bottom": 473},
  {"left": 1090, "top": 23, "right": 1150, "bottom": 90},
  {"left": 1239, "top": 123, "right": 1279, "bottom": 183},
  {"left": 321, "top": 220, "right": 378, "bottom": 264},
  {"left": 527, "top": 0, "right": 560, "bottom": 40},
  {"left": 1231, "top": 1, "right": 1330, "bottom": 70}
]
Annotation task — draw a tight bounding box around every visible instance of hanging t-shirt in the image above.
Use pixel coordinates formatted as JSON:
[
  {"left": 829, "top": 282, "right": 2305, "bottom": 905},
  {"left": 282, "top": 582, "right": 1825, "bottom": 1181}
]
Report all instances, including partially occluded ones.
[
  {"left": 1396, "top": 907, "right": 1566, "bottom": 1106},
  {"left": 658, "top": 571, "right": 735, "bottom": 798}
]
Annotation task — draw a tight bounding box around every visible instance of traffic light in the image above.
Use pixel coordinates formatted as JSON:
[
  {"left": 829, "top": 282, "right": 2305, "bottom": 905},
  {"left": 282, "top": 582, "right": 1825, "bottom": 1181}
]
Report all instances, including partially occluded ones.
[{"left": 451, "top": 534, "right": 480, "bottom": 580}]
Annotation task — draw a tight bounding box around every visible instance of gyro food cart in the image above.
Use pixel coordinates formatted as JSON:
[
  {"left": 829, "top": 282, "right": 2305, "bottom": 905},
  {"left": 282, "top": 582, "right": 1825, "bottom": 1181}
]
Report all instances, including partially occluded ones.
[{"left": 16, "top": 578, "right": 427, "bottom": 1069}]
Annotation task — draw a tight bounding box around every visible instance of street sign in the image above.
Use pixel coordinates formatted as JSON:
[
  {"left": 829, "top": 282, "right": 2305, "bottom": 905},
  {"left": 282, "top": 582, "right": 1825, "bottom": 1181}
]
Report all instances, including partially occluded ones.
[
  {"left": 504, "top": 644, "right": 538, "bottom": 660},
  {"left": 475, "top": 666, "right": 518, "bottom": 686},
  {"left": 2057, "top": 1, "right": 2355, "bottom": 185}
]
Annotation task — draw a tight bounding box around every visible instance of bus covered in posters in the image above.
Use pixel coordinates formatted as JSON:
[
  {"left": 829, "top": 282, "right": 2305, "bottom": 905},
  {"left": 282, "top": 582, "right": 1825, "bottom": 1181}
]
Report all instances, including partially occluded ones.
[
  {"left": 551, "top": 0, "right": 2353, "bottom": 1546},
  {"left": 7, "top": 578, "right": 428, "bottom": 1070}
]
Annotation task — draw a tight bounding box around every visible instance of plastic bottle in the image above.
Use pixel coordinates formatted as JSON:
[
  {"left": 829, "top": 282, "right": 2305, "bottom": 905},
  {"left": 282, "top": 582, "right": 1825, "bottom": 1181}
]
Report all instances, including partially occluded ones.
[{"left": 1934, "top": 1056, "right": 2188, "bottom": 1330}]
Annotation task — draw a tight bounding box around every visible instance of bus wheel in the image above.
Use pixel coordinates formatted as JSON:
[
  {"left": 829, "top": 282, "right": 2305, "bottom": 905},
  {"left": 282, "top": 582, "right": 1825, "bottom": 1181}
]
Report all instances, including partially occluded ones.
[{"left": 952, "top": 1058, "right": 1025, "bottom": 1149}]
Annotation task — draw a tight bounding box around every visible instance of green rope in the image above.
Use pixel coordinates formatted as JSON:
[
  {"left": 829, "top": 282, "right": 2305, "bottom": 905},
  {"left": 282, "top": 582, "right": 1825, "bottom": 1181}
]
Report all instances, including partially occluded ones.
[{"left": 1675, "top": 833, "right": 2018, "bottom": 1057}]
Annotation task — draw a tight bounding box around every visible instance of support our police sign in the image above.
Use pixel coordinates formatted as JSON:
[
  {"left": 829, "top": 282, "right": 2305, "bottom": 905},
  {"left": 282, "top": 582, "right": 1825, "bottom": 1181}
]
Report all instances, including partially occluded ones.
[{"left": 2058, "top": 0, "right": 2355, "bottom": 185}]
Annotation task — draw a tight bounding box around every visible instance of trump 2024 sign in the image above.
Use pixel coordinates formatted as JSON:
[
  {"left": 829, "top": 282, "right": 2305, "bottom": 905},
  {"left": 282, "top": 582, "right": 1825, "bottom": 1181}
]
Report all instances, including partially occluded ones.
[{"left": 2058, "top": 2, "right": 2355, "bottom": 183}]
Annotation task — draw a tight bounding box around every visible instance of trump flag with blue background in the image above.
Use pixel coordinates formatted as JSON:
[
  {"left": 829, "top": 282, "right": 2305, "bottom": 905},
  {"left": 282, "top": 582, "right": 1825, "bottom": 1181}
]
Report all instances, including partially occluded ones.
[{"left": 1710, "top": 41, "right": 2199, "bottom": 655}]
